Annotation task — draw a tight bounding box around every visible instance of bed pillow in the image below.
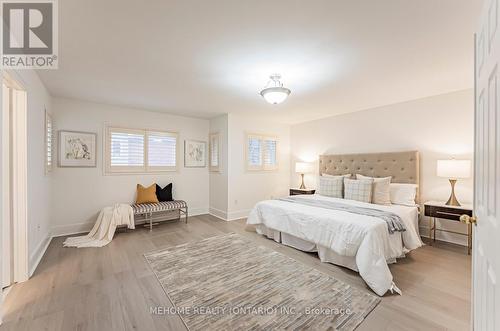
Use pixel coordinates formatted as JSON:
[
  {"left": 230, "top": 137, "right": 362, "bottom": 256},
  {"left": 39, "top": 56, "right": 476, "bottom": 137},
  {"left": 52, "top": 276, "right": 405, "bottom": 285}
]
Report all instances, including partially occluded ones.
[
  {"left": 344, "top": 178, "right": 374, "bottom": 203},
  {"left": 136, "top": 183, "right": 159, "bottom": 204},
  {"left": 322, "top": 173, "right": 351, "bottom": 178},
  {"left": 156, "top": 183, "right": 173, "bottom": 202},
  {"left": 318, "top": 176, "right": 345, "bottom": 198},
  {"left": 390, "top": 183, "right": 418, "bottom": 206},
  {"left": 356, "top": 174, "right": 392, "bottom": 205}
]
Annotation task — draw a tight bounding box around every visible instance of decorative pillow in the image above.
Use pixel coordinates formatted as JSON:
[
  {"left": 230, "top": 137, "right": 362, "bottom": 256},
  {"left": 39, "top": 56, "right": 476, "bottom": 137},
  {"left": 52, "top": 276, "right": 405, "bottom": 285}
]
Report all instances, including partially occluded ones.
[
  {"left": 389, "top": 183, "right": 418, "bottom": 206},
  {"left": 356, "top": 174, "right": 391, "bottom": 205},
  {"left": 344, "top": 178, "right": 374, "bottom": 203},
  {"left": 318, "top": 176, "right": 345, "bottom": 198},
  {"left": 156, "top": 183, "right": 173, "bottom": 202},
  {"left": 136, "top": 184, "right": 159, "bottom": 204},
  {"left": 322, "top": 173, "right": 352, "bottom": 178}
]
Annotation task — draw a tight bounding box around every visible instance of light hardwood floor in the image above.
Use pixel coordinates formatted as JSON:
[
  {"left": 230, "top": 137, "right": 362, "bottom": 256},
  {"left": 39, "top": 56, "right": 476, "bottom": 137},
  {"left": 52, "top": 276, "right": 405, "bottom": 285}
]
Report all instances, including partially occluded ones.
[{"left": 0, "top": 215, "right": 471, "bottom": 331}]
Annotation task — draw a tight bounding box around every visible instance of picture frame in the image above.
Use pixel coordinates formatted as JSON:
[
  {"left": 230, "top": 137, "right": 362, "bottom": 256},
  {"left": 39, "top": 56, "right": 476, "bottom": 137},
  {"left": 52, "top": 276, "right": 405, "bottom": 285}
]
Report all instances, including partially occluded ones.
[
  {"left": 184, "top": 139, "right": 206, "bottom": 168},
  {"left": 58, "top": 130, "right": 97, "bottom": 167}
]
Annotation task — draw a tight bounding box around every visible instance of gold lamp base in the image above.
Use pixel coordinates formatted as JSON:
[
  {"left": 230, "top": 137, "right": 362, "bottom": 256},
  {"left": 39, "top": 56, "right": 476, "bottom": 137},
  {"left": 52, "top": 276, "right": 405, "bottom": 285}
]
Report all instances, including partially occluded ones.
[
  {"left": 445, "top": 179, "right": 461, "bottom": 206},
  {"left": 299, "top": 173, "right": 306, "bottom": 189}
]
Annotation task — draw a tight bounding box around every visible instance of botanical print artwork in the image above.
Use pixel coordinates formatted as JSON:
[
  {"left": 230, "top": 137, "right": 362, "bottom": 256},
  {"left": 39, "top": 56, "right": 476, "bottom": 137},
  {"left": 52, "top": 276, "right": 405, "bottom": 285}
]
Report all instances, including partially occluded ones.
[
  {"left": 59, "top": 131, "right": 97, "bottom": 167},
  {"left": 184, "top": 140, "right": 206, "bottom": 167}
]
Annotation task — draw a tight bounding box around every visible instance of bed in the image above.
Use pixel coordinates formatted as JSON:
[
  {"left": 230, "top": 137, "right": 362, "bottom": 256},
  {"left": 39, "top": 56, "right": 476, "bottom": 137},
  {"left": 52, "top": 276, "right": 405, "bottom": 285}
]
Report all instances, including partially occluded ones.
[{"left": 247, "top": 151, "right": 423, "bottom": 296}]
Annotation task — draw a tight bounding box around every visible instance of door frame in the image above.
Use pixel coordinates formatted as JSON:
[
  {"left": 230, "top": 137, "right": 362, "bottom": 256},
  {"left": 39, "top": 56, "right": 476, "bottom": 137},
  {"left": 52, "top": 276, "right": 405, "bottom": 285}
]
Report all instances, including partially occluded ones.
[{"left": 2, "top": 71, "right": 29, "bottom": 284}]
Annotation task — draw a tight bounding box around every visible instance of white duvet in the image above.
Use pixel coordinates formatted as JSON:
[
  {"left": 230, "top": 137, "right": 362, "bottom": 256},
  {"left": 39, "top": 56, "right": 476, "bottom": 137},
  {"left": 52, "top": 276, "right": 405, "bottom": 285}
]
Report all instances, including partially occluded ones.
[{"left": 246, "top": 194, "right": 423, "bottom": 296}]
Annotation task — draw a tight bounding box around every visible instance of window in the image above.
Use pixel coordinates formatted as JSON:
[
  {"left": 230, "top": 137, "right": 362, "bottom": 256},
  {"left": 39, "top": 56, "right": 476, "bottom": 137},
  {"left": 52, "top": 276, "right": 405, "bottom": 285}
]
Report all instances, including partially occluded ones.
[
  {"left": 45, "top": 110, "right": 53, "bottom": 174},
  {"left": 106, "top": 126, "right": 178, "bottom": 173},
  {"left": 246, "top": 133, "right": 278, "bottom": 171},
  {"left": 209, "top": 132, "right": 220, "bottom": 172}
]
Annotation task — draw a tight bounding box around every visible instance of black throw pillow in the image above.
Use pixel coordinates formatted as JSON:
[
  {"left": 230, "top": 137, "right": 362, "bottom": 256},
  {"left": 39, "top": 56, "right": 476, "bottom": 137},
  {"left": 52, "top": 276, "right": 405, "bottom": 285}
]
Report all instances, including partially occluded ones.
[{"left": 156, "top": 183, "right": 173, "bottom": 201}]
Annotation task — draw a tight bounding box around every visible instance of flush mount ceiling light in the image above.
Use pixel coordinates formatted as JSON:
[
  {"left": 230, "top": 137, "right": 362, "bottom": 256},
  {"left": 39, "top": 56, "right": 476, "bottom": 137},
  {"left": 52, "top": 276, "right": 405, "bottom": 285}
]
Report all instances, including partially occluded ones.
[{"left": 260, "top": 74, "right": 291, "bottom": 104}]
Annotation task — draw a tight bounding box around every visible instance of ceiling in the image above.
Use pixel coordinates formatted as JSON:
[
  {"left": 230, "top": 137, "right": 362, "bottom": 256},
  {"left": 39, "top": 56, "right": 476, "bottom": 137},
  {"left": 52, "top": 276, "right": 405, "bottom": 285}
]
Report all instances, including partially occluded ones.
[{"left": 38, "top": 0, "right": 483, "bottom": 124}]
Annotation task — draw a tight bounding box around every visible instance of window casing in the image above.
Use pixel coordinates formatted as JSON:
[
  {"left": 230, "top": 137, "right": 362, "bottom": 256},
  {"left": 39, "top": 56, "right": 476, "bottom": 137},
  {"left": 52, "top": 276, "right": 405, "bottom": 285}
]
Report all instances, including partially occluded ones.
[
  {"left": 209, "top": 132, "right": 220, "bottom": 172},
  {"left": 105, "top": 126, "right": 178, "bottom": 173},
  {"left": 45, "top": 110, "right": 53, "bottom": 174},
  {"left": 245, "top": 133, "right": 278, "bottom": 171}
]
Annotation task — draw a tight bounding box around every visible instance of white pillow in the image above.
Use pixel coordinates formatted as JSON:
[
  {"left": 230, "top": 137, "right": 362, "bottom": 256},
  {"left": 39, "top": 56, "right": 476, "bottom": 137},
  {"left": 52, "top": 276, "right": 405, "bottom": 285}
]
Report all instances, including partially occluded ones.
[
  {"left": 389, "top": 183, "right": 418, "bottom": 206},
  {"left": 356, "top": 174, "right": 392, "bottom": 205},
  {"left": 344, "top": 178, "right": 373, "bottom": 203},
  {"left": 318, "top": 176, "right": 344, "bottom": 198},
  {"left": 322, "top": 173, "right": 351, "bottom": 178}
]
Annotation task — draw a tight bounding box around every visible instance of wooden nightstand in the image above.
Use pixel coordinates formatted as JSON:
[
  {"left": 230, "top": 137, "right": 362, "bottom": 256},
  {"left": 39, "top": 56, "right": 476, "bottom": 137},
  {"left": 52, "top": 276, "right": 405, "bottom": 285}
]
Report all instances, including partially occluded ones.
[
  {"left": 290, "top": 188, "right": 316, "bottom": 196},
  {"left": 424, "top": 201, "right": 473, "bottom": 254}
]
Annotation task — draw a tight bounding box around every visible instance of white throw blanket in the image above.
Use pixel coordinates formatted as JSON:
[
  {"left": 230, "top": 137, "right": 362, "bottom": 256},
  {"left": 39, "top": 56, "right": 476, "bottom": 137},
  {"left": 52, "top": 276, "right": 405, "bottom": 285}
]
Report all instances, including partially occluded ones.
[{"left": 63, "top": 204, "right": 135, "bottom": 248}]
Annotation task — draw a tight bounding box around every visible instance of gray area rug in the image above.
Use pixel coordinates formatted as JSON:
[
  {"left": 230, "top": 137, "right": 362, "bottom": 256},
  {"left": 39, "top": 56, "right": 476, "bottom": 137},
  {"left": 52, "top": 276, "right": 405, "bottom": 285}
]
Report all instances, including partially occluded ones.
[{"left": 144, "top": 233, "right": 380, "bottom": 331}]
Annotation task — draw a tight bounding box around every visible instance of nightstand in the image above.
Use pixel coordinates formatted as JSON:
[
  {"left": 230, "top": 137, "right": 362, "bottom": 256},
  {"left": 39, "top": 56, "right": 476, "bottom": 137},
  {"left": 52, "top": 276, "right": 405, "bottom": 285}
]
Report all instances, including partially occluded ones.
[
  {"left": 290, "top": 188, "right": 316, "bottom": 196},
  {"left": 424, "top": 201, "right": 473, "bottom": 254}
]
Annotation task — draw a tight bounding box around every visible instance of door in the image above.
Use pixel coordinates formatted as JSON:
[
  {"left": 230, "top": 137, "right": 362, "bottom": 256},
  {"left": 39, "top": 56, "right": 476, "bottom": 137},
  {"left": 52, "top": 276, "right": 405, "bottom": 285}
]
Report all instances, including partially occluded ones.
[
  {"left": 1, "top": 83, "right": 12, "bottom": 288},
  {"left": 472, "top": 0, "right": 500, "bottom": 329}
]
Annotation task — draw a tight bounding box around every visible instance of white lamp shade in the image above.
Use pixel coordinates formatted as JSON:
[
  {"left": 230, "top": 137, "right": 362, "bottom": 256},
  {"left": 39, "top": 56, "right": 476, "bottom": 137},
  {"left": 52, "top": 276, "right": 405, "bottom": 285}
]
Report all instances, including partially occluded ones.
[
  {"left": 295, "top": 162, "right": 313, "bottom": 174},
  {"left": 260, "top": 87, "right": 291, "bottom": 104},
  {"left": 437, "top": 159, "right": 471, "bottom": 179}
]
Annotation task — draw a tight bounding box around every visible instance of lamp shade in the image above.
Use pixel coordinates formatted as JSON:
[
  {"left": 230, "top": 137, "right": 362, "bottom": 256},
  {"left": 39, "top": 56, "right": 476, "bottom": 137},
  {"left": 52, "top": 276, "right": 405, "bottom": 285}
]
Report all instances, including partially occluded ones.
[
  {"left": 295, "top": 162, "right": 313, "bottom": 174},
  {"left": 437, "top": 159, "right": 471, "bottom": 179},
  {"left": 260, "top": 87, "right": 291, "bottom": 104}
]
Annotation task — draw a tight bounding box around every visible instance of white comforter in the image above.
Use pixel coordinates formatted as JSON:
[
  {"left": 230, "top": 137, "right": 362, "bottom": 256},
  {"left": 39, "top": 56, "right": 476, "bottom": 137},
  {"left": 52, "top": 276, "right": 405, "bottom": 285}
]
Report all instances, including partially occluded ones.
[{"left": 246, "top": 194, "right": 423, "bottom": 296}]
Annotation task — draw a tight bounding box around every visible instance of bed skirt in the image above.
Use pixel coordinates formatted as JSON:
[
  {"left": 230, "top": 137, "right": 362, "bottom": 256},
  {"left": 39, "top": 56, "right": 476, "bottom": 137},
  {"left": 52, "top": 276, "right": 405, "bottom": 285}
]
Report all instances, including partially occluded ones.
[{"left": 255, "top": 224, "right": 400, "bottom": 272}]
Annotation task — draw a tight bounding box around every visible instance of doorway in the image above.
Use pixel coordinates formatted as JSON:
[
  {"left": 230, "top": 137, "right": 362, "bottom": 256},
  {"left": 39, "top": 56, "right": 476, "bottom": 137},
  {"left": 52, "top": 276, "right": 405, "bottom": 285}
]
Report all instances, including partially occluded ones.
[{"left": 2, "top": 72, "right": 28, "bottom": 293}]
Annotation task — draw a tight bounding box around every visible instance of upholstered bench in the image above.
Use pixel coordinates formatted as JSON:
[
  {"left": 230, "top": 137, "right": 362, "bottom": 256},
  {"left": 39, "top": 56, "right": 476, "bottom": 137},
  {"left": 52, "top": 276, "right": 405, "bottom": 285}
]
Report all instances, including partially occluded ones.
[{"left": 131, "top": 200, "right": 188, "bottom": 231}]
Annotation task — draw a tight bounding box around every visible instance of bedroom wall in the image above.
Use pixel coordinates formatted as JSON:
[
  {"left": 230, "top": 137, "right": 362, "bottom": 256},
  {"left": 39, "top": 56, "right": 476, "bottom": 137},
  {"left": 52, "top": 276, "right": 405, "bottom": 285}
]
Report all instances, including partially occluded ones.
[
  {"left": 226, "top": 114, "right": 291, "bottom": 220},
  {"left": 209, "top": 115, "right": 229, "bottom": 219},
  {"left": 290, "top": 89, "right": 474, "bottom": 245},
  {"left": 51, "top": 97, "right": 210, "bottom": 235},
  {"left": 5, "top": 70, "right": 53, "bottom": 275}
]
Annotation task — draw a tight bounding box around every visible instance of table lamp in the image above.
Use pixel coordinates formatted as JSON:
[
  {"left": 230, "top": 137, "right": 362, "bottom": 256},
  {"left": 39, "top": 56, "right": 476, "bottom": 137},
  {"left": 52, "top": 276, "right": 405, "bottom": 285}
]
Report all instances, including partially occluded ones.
[
  {"left": 437, "top": 159, "right": 471, "bottom": 206},
  {"left": 295, "top": 162, "right": 313, "bottom": 189}
]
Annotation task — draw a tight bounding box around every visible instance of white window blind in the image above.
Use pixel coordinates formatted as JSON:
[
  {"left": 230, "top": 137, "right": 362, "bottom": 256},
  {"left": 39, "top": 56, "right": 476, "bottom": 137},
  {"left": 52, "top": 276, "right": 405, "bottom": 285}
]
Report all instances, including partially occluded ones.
[
  {"left": 209, "top": 132, "right": 220, "bottom": 171},
  {"left": 246, "top": 134, "right": 278, "bottom": 171},
  {"left": 148, "top": 131, "right": 177, "bottom": 169},
  {"left": 106, "top": 126, "right": 178, "bottom": 173},
  {"left": 45, "top": 111, "right": 54, "bottom": 173},
  {"left": 110, "top": 130, "right": 144, "bottom": 167}
]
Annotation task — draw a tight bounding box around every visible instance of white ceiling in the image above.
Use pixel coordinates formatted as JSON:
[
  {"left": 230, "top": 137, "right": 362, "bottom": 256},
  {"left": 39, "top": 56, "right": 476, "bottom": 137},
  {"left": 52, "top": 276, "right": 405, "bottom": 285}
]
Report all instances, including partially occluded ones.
[{"left": 38, "top": 0, "right": 483, "bottom": 124}]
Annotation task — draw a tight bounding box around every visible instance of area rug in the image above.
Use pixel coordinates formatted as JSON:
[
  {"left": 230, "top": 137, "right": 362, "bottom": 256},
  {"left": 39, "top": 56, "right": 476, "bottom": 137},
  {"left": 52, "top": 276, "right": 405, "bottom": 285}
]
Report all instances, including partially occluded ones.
[{"left": 144, "top": 233, "right": 380, "bottom": 331}]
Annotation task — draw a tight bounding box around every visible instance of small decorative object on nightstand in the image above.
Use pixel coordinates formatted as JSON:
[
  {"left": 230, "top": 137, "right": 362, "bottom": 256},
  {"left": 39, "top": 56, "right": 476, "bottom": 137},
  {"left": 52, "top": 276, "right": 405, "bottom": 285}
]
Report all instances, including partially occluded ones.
[
  {"left": 290, "top": 188, "right": 316, "bottom": 196},
  {"left": 424, "top": 201, "right": 473, "bottom": 254},
  {"left": 295, "top": 162, "right": 314, "bottom": 189}
]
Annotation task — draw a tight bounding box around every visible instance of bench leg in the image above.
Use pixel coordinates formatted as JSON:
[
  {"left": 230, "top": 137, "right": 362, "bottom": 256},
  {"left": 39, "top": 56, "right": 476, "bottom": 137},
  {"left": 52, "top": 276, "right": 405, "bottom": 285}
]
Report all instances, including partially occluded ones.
[
  {"left": 185, "top": 207, "right": 188, "bottom": 224},
  {"left": 149, "top": 212, "right": 153, "bottom": 231}
]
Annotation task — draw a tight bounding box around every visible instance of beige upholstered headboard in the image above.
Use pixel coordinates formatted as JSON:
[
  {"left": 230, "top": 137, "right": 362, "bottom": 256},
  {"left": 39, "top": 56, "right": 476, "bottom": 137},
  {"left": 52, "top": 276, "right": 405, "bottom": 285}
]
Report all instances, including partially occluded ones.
[{"left": 319, "top": 151, "right": 420, "bottom": 202}]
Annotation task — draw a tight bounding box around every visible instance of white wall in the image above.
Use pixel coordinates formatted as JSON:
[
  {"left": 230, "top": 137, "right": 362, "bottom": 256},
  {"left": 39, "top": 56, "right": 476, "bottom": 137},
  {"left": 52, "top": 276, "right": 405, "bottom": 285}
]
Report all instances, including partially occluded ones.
[
  {"left": 5, "top": 70, "right": 53, "bottom": 275},
  {"left": 51, "top": 97, "right": 210, "bottom": 235},
  {"left": 290, "top": 89, "right": 474, "bottom": 245},
  {"left": 209, "top": 115, "right": 229, "bottom": 219},
  {"left": 226, "top": 114, "right": 291, "bottom": 220}
]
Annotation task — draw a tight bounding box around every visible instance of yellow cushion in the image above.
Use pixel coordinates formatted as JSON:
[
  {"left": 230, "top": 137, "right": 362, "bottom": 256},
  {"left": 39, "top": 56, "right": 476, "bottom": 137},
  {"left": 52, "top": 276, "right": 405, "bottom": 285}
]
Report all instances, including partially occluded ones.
[{"left": 136, "top": 184, "right": 159, "bottom": 204}]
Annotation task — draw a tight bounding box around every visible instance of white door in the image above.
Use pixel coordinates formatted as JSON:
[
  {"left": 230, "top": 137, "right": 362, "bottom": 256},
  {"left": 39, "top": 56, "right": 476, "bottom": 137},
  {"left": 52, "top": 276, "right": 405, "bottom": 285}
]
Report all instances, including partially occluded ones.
[
  {"left": 1, "top": 83, "right": 12, "bottom": 289},
  {"left": 473, "top": 0, "right": 500, "bottom": 329}
]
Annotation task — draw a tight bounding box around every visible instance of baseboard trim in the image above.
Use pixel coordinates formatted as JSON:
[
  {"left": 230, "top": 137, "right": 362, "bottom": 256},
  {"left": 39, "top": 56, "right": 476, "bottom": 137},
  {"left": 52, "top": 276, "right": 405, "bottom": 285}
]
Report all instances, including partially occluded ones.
[
  {"left": 209, "top": 207, "right": 228, "bottom": 221},
  {"left": 51, "top": 206, "right": 210, "bottom": 237},
  {"left": 29, "top": 234, "right": 52, "bottom": 277},
  {"left": 419, "top": 226, "right": 468, "bottom": 246},
  {"left": 227, "top": 209, "right": 251, "bottom": 221}
]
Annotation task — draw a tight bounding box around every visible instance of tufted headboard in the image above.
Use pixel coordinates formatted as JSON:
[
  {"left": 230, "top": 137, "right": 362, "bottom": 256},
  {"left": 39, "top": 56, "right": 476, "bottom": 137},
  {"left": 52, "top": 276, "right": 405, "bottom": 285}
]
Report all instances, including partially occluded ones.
[{"left": 319, "top": 151, "right": 420, "bottom": 202}]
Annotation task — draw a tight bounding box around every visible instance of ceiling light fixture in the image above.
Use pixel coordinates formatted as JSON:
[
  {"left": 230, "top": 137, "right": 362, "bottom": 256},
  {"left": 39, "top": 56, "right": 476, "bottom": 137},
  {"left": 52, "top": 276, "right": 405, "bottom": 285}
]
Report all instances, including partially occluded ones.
[{"left": 260, "top": 74, "right": 291, "bottom": 104}]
